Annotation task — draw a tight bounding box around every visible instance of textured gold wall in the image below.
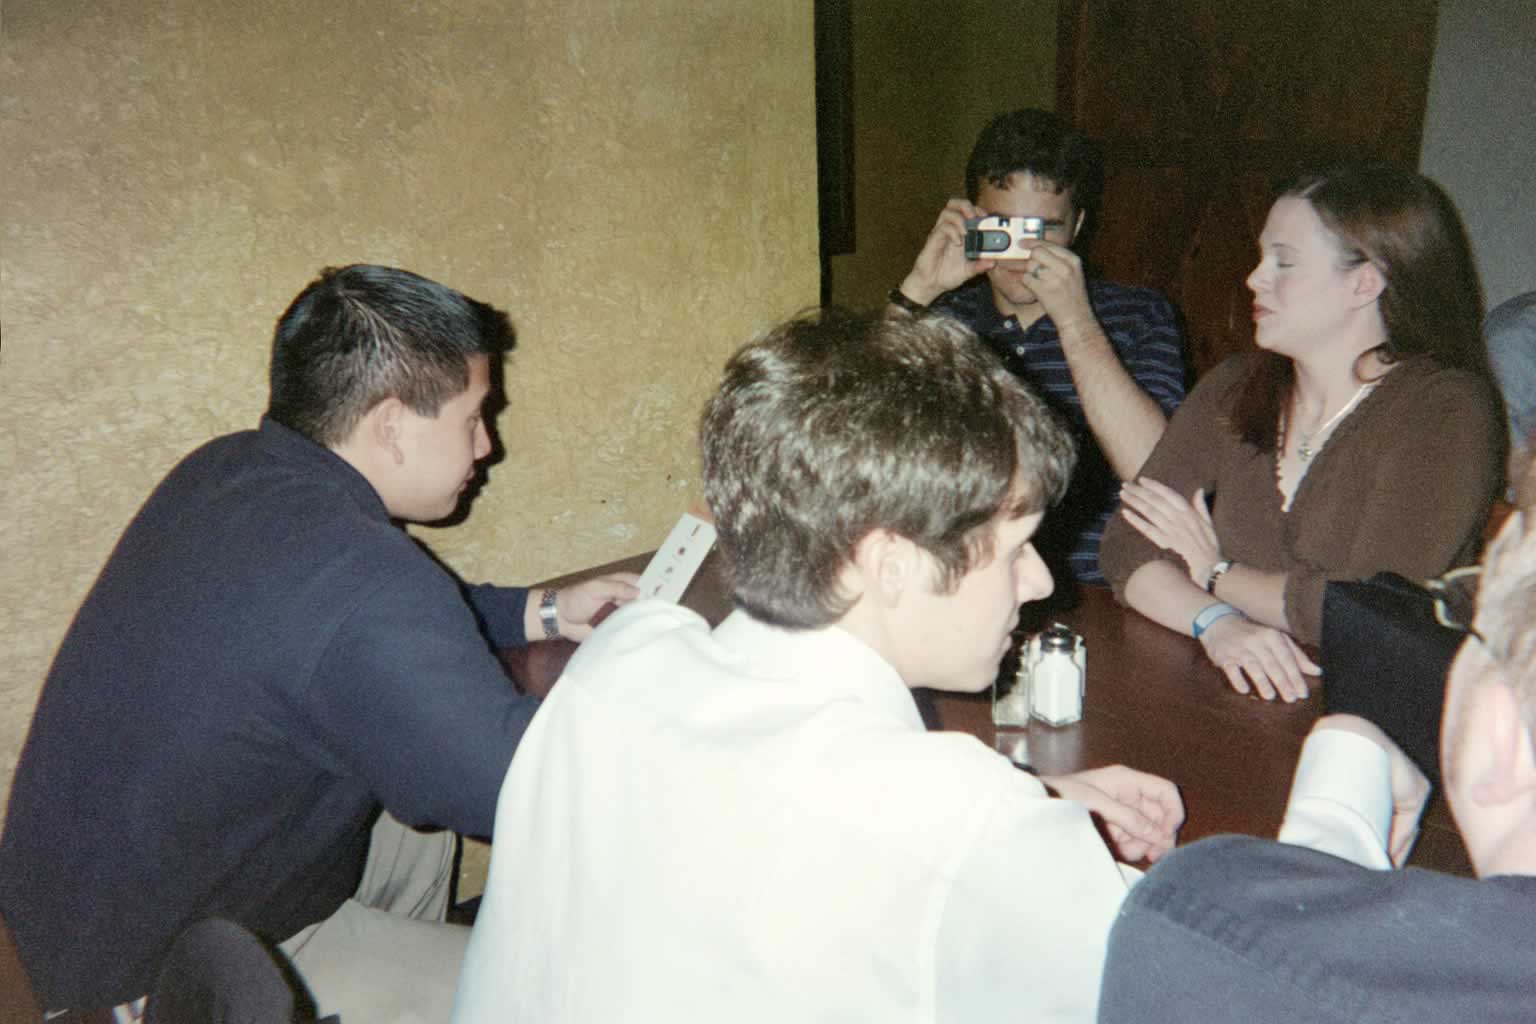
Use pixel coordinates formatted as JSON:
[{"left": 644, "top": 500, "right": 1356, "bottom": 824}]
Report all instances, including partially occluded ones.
[
  {"left": 830, "top": 0, "right": 1057, "bottom": 311},
  {"left": 0, "top": 1, "right": 818, "bottom": 820}
]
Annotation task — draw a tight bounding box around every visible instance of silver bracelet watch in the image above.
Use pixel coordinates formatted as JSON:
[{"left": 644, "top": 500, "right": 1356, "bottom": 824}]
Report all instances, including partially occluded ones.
[{"left": 539, "top": 588, "right": 561, "bottom": 640}]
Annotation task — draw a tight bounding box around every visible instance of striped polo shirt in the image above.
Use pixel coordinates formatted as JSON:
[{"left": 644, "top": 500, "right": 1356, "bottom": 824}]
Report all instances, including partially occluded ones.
[{"left": 932, "top": 276, "right": 1187, "bottom": 584}]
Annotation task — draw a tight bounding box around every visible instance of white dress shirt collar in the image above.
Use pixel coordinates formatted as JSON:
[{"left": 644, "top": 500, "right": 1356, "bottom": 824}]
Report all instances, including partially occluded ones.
[{"left": 711, "top": 608, "right": 924, "bottom": 731}]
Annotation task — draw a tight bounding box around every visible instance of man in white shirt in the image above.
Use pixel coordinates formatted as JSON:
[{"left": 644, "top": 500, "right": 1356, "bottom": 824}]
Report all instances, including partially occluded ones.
[
  {"left": 1098, "top": 458, "right": 1536, "bottom": 1022},
  {"left": 452, "top": 310, "right": 1184, "bottom": 1023}
]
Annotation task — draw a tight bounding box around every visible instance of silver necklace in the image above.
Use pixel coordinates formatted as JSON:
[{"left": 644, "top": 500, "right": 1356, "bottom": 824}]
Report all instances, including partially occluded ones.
[{"left": 1294, "top": 383, "right": 1375, "bottom": 462}]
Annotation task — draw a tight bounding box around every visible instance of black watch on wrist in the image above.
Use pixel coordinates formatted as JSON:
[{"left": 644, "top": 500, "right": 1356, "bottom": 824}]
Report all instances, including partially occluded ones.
[
  {"left": 1205, "top": 559, "right": 1235, "bottom": 594},
  {"left": 887, "top": 287, "right": 928, "bottom": 315}
]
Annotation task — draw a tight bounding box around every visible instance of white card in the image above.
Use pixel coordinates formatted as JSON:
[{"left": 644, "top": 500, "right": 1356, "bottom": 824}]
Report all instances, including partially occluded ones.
[{"left": 637, "top": 512, "right": 717, "bottom": 603}]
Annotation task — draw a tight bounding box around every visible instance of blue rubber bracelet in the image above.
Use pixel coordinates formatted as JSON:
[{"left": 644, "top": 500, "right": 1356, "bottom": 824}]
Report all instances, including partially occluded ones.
[{"left": 1192, "top": 601, "right": 1241, "bottom": 639}]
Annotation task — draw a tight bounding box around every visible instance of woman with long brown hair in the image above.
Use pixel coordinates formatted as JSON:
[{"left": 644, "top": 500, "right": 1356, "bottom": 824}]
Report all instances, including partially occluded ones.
[{"left": 1099, "top": 160, "right": 1504, "bottom": 701}]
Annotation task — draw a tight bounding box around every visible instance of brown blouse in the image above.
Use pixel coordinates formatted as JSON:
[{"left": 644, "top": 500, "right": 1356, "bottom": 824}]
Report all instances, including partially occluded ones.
[{"left": 1098, "top": 352, "right": 1504, "bottom": 644}]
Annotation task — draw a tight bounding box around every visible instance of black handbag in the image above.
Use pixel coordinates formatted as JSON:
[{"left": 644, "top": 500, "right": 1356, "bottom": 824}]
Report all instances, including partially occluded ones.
[{"left": 1320, "top": 572, "right": 1468, "bottom": 790}]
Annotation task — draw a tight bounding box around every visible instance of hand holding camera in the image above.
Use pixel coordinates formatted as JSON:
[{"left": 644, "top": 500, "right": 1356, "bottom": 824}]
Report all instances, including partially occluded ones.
[
  {"left": 898, "top": 198, "right": 995, "bottom": 307},
  {"left": 898, "top": 199, "right": 1093, "bottom": 325}
]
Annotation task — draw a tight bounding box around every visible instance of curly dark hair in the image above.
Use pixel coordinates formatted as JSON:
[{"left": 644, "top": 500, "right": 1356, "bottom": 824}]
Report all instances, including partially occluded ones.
[{"left": 964, "top": 108, "right": 1104, "bottom": 219}]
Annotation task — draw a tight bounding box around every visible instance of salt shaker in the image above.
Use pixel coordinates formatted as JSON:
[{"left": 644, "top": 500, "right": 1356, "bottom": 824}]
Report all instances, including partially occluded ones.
[{"left": 1030, "top": 624, "right": 1084, "bottom": 726}]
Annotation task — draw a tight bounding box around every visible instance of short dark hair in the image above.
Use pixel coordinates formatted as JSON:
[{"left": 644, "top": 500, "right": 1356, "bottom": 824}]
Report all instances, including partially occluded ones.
[
  {"left": 1230, "top": 160, "right": 1490, "bottom": 450},
  {"left": 267, "top": 265, "right": 515, "bottom": 446},
  {"left": 700, "top": 309, "right": 1076, "bottom": 629},
  {"left": 964, "top": 108, "right": 1104, "bottom": 219}
]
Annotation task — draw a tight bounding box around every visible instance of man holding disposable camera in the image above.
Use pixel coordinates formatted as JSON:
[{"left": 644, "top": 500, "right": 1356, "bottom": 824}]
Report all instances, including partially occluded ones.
[{"left": 888, "top": 108, "right": 1186, "bottom": 585}]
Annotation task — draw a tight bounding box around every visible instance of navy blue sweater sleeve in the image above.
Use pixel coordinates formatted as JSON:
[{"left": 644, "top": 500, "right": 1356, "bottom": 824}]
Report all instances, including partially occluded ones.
[
  {"left": 304, "top": 565, "right": 538, "bottom": 839},
  {"left": 463, "top": 582, "right": 531, "bottom": 648},
  {"left": 1100, "top": 836, "right": 1536, "bottom": 1024}
]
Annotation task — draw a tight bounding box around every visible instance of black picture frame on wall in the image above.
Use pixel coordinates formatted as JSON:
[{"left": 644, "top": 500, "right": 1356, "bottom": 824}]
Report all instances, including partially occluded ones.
[{"left": 815, "top": 0, "right": 855, "bottom": 302}]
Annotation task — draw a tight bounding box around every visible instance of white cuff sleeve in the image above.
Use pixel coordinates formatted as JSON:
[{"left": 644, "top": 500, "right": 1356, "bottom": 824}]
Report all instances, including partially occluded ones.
[{"left": 1277, "top": 729, "right": 1393, "bottom": 870}]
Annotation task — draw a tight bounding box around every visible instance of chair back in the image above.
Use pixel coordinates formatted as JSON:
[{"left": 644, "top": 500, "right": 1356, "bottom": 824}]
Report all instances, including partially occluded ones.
[{"left": 144, "top": 919, "right": 334, "bottom": 1024}]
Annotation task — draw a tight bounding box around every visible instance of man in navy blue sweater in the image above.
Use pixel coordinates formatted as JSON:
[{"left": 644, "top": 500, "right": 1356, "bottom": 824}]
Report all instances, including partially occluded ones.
[{"left": 0, "top": 265, "right": 637, "bottom": 1021}]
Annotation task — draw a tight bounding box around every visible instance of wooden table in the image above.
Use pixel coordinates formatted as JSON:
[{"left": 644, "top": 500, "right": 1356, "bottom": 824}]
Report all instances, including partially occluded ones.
[{"left": 504, "top": 551, "right": 1472, "bottom": 876}]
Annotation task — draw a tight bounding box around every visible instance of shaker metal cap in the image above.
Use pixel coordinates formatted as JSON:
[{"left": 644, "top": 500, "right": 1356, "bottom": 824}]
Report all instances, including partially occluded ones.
[{"left": 1039, "top": 623, "right": 1075, "bottom": 650}]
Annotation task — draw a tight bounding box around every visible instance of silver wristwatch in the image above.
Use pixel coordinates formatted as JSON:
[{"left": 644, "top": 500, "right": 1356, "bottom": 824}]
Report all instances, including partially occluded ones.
[{"left": 539, "top": 588, "right": 561, "bottom": 640}]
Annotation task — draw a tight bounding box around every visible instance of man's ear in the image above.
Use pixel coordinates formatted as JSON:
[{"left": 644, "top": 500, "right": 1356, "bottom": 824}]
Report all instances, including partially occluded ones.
[
  {"left": 364, "top": 397, "right": 407, "bottom": 465},
  {"left": 849, "top": 529, "right": 919, "bottom": 608},
  {"left": 1070, "top": 207, "right": 1086, "bottom": 244},
  {"left": 1350, "top": 261, "right": 1386, "bottom": 308}
]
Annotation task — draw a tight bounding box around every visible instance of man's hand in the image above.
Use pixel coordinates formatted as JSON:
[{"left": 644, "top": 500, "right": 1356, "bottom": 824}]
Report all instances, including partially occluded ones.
[
  {"left": 896, "top": 198, "right": 993, "bottom": 307},
  {"left": 1119, "top": 478, "right": 1222, "bottom": 588},
  {"left": 1313, "top": 714, "right": 1430, "bottom": 866},
  {"left": 1018, "top": 240, "right": 1095, "bottom": 333},
  {"left": 1041, "top": 765, "right": 1184, "bottom": 864},
  {"left": 1198, "top": 614, "right": 1320, "bottom": 703},
  {"left": 553, "top": 573, "right": 641, "bottom": 641}
]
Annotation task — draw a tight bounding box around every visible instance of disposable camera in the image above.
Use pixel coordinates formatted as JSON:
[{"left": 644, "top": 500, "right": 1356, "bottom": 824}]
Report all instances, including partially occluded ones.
[{"left": 964, "top": 215, "right": 1045, "bottom": 260}]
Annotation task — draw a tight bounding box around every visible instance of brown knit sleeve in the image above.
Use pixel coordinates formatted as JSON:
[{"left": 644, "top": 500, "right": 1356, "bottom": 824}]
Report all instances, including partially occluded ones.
[{"left": 1098, "top": 355, "right": 1252, "bottom": 600}]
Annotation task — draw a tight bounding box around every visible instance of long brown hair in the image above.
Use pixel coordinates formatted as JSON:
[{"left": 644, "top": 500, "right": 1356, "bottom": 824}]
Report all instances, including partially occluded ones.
[{"left": 1230, "top": 160, "right": 1488, "bottom": 451}]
